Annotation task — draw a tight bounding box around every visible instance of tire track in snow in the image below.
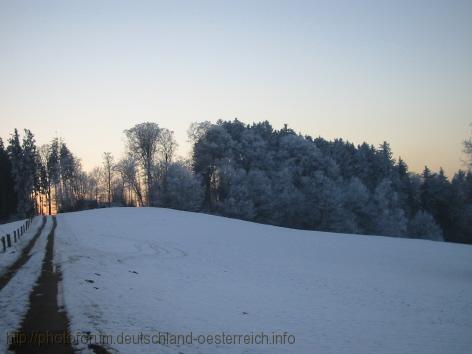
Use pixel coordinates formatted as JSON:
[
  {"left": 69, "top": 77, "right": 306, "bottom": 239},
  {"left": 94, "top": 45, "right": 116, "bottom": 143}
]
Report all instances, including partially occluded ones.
[{"left": 9, "top": 216, "right": 74, "bottom": 354}]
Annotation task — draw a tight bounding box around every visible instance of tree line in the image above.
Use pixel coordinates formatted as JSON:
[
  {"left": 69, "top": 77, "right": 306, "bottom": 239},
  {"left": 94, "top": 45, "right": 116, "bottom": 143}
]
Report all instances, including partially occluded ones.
[{"left": 1, "top": 120, "right": 471, "bottom": 244}]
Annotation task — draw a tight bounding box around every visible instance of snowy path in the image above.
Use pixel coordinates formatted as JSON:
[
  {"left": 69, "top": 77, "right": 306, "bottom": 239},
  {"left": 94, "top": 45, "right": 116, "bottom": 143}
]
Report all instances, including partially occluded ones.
[
  {"left": 0, "top": 217, "right": 52, "bottom": 354},
  {"left": 9, "top": 216, "right": 74, "bottom": 354}
]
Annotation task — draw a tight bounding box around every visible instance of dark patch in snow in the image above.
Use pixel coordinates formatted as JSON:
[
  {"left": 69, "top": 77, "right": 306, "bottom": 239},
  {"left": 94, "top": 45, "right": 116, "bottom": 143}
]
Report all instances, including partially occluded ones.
[
  {"left": 89, "top": 343, "right": 112, "bottom": 354},
  {"left": 85, "top": 279, "right": 95, "bottom": 283}
]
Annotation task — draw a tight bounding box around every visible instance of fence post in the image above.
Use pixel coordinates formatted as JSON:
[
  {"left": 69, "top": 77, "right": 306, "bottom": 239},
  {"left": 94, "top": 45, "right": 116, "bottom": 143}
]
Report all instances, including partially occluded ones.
[
  {"left": 14, "top": 233, "right": 17, "bottom": 243},
  {"left": 1, "top": 237, "right": 5, "bottom": 252},
  {"left": 6, "top": 234, "right": 11, "bottom": 248}
]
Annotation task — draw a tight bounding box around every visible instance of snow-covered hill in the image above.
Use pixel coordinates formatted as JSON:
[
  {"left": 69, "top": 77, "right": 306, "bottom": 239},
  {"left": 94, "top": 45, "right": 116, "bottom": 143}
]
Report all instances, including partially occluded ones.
[{"left": 55, "top": 207, "right": 472, "bottom": 354}]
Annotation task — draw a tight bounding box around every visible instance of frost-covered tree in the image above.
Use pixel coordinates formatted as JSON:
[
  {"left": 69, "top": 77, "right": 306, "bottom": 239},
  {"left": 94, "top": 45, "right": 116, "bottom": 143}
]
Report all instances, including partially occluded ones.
[
  {"left": 0, "top": 138, "right": 17, "bottom": 219},
  {"left": 155, "top": 128, "right": 178, "bottom": 200},
  {"left": 89, "top": 167, "right": 103, "bottom": 205},
  {"left": 269, "top": 168, "right": 305, "bottom": 228},
  {"left": 38, "top": 145, "right": 50, "bottom": 213},
  {"left": 35, "top": 149, "right": 48, "bottom": 214},
  {"left": 245, "top": 169, "right": 273, "bottom": 222},
  {"left": 449, "top": 170, "right": 472, "bottom": 243},
  {"left": 371, "top": 178, "right": 407, "bottom": 236},
  {"left": 187, "top": 121, "right": 212, "bottom": 144},
  {"left": 420, "top": 166, "right": 453, "bottom": 239},
  {"left": 115, "top": 156, "right": 143, "bottom": 206},
  {"left": 158, "top": 128, "right": 177, "bottom": 168},
  {"left": 8, "top": 129, "right": 37, "bottom": 217},
  {"left": 408, "top": 210, "right": 443, "bottom": 241},
  {"left": 342, "top": 177, "right": 371, "bottom": 234},
  {"left": 192, "top": 125, "right": 234, "bottom": 210},
  {"left": 102, "top": 152, "right": 114, "bottom": 207},
  {"left": 124, "top": 122, "right": 161, "bottom": 206},
  {"left": 219, "top": 167, "right": 255, "bottom": 220},
  {"left": 48, "top": 138, "right": 61, "bottom": 210},
  {"left": 160, "top": 162, "right": 203, "bottom": 211},
  {"left": 58, "top": 142, "right": 76, "bottom": 210}
]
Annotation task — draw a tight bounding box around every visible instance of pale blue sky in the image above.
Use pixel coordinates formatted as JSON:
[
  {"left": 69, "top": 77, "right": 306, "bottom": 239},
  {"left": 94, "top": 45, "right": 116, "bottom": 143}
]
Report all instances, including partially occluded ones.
[{"left": 0, "top": 0, "right": 471, "bottom": 174}]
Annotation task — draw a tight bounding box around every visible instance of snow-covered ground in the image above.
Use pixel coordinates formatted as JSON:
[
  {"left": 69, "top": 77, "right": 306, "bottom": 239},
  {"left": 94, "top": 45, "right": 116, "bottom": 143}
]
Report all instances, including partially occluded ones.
[
  {"left": 0, "top": 217, "right": 52, "bottom": 354},
  {"left": 0, "top": 217, "right": 41, "bottom": 276},
  {"left": 55, "top": 207, "right": 472, "bottom": 354}
]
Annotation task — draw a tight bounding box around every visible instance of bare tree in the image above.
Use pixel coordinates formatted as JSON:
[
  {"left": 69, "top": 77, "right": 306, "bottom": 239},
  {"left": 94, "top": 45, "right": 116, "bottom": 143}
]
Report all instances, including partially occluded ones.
[
  {"left": 89, "top": 167, "right": 102, "bottom": 204},
  {"left": 115, "top": 155, "right": 143, "bottom": 206},
  {"left": 158, "top": 128, "right": 177, "bottom": 169},
  {"left": 157, "top": 128, "right": 177, "bottom": 197},
  {"left": 102, "top": 152, "right": 114, "bottom": 207},
  {"left": 38, "top": 144, "right": 53, "bottom": 214},
  {"left": 124, "top": 122, "right": 161, "bottom": 206},
  {"left": 464, "top": 123, "right": 472, "bottom": 170}
]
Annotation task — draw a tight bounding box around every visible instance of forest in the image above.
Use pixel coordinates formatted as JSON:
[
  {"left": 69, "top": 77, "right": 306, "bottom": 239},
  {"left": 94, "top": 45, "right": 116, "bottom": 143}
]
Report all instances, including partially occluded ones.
[{"left": 1, "top": 120, "right": 471, "bottom": 244}]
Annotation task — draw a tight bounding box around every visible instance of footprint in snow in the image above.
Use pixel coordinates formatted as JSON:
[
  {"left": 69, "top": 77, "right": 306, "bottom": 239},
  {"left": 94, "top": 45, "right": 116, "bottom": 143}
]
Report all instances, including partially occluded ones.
[
  {"left": 129, "top": 270, "right": 138, "bottom": 274},
  {"left": 85, "top": 279, "right": 95, "bottom": 283}
]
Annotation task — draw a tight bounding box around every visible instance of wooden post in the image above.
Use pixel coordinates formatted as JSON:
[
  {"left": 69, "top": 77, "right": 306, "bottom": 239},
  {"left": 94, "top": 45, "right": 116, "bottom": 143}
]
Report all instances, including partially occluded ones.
[
  {"left": 7, "top": 234, "right": 11, "bottom": 248},
  {"left": 1, "top": 237, "right": 5, "bottom": 252},
  {"left": 14, "top": 233, "right": 17, "bottom": 243}
]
